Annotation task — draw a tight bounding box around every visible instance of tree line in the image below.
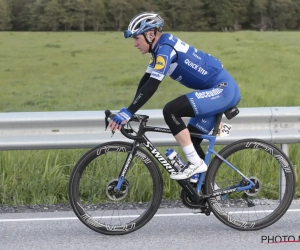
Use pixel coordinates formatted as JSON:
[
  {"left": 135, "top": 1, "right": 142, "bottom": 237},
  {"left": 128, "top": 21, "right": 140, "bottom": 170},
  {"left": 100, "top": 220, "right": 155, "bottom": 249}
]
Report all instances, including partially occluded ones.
[{"left": 0, "top": 0, "right": 299, "bottom": 32}]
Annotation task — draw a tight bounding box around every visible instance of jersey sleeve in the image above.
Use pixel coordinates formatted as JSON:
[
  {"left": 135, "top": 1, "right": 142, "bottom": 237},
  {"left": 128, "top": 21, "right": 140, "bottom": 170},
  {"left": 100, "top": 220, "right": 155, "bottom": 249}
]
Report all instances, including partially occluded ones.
[
  {"left": 146, "top": 56, "right": 155, "bottom": 74},
  {"left": 150, "top": 45, "right": 176, "bottom": 81}
]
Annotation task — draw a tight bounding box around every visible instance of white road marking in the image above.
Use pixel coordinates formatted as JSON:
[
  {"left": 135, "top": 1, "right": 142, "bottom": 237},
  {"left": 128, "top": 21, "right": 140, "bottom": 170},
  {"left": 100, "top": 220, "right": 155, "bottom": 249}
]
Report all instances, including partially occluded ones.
[{"left": 0, "top": 209, "right": 300, "bottom": 222}]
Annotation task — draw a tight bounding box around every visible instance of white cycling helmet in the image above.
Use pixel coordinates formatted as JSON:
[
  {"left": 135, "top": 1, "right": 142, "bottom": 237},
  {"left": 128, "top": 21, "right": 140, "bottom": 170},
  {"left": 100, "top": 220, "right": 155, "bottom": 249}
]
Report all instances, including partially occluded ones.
[{"left": 123, "top": 12, "right": 164, "bottom": 39}]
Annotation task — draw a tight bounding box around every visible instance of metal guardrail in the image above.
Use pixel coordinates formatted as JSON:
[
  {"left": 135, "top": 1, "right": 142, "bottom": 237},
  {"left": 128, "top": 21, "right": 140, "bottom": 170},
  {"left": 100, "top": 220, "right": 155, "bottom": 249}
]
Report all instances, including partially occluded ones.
[{"left": 0, "top": 107, "right": 299, "bottom": 151}]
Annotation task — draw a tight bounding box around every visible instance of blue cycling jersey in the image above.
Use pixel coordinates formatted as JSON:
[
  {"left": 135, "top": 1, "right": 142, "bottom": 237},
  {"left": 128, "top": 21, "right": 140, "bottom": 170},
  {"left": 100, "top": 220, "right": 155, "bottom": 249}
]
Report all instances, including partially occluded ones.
[
  {"left": 128, "top": 32, "right": 241, "bottom": 135},
  {"left": 146, "top": 33, "right": 224, "bottom": 89}
]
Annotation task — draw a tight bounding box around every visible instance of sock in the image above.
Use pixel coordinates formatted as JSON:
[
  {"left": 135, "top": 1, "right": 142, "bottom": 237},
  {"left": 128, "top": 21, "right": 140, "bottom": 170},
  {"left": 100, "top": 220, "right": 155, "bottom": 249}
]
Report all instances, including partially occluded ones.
[{"left": 182, "top": 144, "right": 202, "bottom": 166}]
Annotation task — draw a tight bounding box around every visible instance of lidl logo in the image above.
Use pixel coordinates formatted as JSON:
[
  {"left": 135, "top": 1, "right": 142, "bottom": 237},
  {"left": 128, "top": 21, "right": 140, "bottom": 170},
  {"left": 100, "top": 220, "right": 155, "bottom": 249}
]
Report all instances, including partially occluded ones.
[{"left": 154, "top": 55, "right": 166, "bottom": 71}]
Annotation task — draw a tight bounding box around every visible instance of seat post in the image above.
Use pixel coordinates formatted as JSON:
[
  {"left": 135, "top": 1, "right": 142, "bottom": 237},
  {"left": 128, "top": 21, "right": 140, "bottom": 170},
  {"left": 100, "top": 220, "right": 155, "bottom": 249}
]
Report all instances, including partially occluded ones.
[{"left": 211, "top": 113, "right": 223, "bottom": 136}]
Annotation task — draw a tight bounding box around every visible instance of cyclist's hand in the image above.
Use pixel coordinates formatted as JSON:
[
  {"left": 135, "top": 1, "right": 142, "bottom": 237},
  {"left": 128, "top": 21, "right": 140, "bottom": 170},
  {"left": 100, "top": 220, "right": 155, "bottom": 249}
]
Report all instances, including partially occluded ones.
[{"left": 109, "top": 107, "right": 132, "bottom": 132}]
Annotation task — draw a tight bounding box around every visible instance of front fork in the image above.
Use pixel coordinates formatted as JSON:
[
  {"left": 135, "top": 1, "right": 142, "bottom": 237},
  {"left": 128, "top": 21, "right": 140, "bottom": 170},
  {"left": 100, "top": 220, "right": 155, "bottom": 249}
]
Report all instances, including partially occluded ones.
[{"left": 115, "top": 142, "right": 139, "bottom": 191}]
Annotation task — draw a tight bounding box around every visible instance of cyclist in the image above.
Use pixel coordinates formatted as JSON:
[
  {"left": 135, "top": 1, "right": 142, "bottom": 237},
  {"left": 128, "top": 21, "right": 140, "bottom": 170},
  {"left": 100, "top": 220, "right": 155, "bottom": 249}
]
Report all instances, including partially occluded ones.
[{"left": 109, "top": 12, "right": 241, "bottom": 181}]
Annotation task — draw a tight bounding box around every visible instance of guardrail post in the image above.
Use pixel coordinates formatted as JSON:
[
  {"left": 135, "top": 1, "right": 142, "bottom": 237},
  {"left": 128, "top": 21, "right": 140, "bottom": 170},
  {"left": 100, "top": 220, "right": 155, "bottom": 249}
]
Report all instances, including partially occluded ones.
[{"left": 280, "top": 144, "right": 289, "bottom": 201}]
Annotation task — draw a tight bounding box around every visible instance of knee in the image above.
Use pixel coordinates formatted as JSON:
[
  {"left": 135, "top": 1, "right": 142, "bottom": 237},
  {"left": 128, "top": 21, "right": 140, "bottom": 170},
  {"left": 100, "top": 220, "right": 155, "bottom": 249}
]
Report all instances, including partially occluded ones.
[{"left": 162, "top": 102, "right": 172, "bottom": 117}]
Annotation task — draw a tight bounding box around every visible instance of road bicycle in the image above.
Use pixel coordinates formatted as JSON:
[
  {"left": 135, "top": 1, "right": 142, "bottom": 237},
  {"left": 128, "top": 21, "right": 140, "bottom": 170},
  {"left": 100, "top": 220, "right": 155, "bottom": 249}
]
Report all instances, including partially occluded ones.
[{"left": 68, "top": 107, "right": 295, "bottom": 235}]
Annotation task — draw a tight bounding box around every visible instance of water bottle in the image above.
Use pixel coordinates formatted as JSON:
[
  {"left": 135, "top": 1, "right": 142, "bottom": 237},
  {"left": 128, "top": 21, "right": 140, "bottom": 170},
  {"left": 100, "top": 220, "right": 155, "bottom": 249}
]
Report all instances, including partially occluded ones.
[{"left": 165, "top": 148, "right": 185, "bottom": 171}]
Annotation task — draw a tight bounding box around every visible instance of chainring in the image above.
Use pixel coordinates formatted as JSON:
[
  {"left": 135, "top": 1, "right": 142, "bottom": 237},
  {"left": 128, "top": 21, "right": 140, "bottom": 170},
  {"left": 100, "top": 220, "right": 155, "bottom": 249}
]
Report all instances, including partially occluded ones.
[{"left": 180, "top": 188, "right": 207, "bottom": 210}]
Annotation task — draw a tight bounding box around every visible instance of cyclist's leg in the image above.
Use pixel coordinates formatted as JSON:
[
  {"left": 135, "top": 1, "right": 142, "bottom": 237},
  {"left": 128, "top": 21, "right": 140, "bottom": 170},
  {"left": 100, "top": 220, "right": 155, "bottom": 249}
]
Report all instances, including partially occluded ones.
[
  {"left": 163, "top": 71, "right": 241, "bottom": 180},
  {"left": 187, "top": 117, "right": 216, "bottom": 160},
  {"left": 185, "top": 71, "right": 241, "bottom": 183},
  {"left": 162, "top": 96, "right": 208, "bottom": 179},
  {"left": 162, "top": 95, "right": 195, "bottom": 144},
  {"left": 188, "top": 115, "right": 217, "bottom": 135}
]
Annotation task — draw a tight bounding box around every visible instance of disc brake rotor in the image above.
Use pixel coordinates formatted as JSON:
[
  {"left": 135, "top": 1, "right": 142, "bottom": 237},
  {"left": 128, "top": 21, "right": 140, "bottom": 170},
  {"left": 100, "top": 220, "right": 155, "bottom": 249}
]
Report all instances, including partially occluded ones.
[
  {"left": 244, "top": 177, "right": 262, "bottom": 196},
  {"left": 106, "top": 179, "right": 129, "bottom": 201}
]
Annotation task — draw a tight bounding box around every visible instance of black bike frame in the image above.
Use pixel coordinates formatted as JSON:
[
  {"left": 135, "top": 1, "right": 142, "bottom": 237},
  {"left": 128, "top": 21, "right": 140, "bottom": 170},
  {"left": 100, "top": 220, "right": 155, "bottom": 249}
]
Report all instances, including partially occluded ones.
[{"left": 114, "top": 113, "right": 255, "bottom": 202}]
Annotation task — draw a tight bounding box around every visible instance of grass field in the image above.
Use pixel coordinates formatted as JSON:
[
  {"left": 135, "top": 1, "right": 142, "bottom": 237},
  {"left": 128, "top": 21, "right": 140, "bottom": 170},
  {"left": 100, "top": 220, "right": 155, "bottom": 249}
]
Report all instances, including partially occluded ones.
[
  {"left": 1, "top": 31, "right": 300, "bottom": 112},
  {"left": 0, "top": 31, "right": 299, "bottom": 205}
]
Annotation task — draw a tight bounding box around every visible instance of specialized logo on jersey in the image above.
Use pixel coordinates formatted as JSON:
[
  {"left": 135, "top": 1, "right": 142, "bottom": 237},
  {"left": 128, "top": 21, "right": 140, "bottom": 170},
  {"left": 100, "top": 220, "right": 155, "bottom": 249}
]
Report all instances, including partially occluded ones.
[
  {"left": 154, "top": 55, "right": 167, "bottom": 71},
  {"left": 168, "top": 34, "right": 176, "bottom": 42},
  {"left": 217, "top": 82, "right": 228, "bottom": 88},
  {"left": 151, "top": 71, "right": 164, "bottom": 80},
  {"left": 189, "top": 97, "right": 199, "bottom": 115},
  {"left": 195, "top": 123, "right": 210, "bottom": 134},
  {"left": 193, "top": 48, "right": 202, "bottom": 60},
  {"left": 175, "top": 75, "right": 182, "bottom": 82}
]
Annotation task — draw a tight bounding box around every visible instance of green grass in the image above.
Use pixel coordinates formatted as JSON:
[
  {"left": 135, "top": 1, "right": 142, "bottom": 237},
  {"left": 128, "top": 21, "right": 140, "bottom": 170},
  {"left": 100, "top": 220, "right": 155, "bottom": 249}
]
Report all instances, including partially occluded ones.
[
  {"left": 1, "top": 31, "right": 299, "bottom": 112},
  {"left": 1, "top": 144, "right": 299, "bottom": 205},
  {"left": 0, "top": 31, "right": 299, "bottom": 205}
]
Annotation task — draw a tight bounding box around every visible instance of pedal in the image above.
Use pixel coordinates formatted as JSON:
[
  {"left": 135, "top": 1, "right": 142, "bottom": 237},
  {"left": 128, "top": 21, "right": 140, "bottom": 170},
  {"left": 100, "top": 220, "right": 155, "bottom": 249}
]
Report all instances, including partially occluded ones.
[
  {"left": 204, "top": 208, "right": 211, "bottom": 216},
  {"left": 192, "top": 207, "right": 211, "bottom": 216},
  {"left": 192, "top": 209, "right": 205, "bottom": 214}
]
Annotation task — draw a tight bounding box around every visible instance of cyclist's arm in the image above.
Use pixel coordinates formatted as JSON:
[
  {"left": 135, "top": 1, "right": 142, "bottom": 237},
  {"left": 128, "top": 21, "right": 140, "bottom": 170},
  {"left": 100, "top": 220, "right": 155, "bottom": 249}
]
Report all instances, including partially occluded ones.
[
  {"left": 127, "top": 45, "right": 175, "bottom": 114},
  {"left": 134, "top": 73, "right": 151, "bottom": 99},
  {"left": 127, "top": 77, "right": 162, "bottom": 114}
]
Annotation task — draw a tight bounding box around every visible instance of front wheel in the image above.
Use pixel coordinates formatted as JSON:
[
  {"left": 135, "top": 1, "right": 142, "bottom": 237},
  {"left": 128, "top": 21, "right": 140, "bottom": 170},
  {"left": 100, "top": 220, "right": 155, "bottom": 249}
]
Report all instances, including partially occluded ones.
[
  {"left": 69, "top": 141, "right": 163, "bottom": 235},
  {"left": 205, "top": 138, "right": 295, "bottom": 231}
]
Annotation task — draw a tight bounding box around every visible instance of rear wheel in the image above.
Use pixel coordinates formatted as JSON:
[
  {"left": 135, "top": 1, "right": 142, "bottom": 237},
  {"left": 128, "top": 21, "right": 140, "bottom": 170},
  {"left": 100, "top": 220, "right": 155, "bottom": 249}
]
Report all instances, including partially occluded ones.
[
  {"left": 205, "top": 139, "right": 295, "bottom": 230},
  {"left": 69, "top": 141, "right": 163, "bottom": 235}
]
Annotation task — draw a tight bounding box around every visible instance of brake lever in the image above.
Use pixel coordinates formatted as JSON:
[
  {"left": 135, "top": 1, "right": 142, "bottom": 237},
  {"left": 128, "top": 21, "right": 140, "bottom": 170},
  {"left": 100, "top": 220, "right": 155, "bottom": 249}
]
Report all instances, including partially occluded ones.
[
  {"left": 104, "top": 110, "right": 111, "bottom": 130},
  {"left": 104, "top": 110, "right": 115, "bottom": 137}
]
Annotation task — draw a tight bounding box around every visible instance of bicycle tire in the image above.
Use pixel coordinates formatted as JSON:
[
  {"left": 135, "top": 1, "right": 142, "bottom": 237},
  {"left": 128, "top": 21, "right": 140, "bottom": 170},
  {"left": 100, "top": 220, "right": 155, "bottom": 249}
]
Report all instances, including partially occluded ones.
[
  {"left": 205, "top": 138, "right": 295, "bottom": 231},
  {"left": 69, "top": 141, "right": 163, "bottom": 235}
]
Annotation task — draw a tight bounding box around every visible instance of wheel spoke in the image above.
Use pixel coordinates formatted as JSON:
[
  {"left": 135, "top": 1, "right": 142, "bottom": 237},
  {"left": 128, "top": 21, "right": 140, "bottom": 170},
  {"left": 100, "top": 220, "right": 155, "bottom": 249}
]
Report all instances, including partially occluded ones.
[
  {"left": 207, "top": 139, "right": 295, "bottom": 230},
  {"left": 69, "top": 143, "right": 162, "bottom": 235}
]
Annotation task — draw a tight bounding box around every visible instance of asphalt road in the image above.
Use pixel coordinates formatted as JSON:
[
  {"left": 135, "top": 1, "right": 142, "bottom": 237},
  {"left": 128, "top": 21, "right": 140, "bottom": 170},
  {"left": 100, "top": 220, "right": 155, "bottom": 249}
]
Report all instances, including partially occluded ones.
[{"left": 1, "top": 204, "right": 300, "bottom": 250}]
